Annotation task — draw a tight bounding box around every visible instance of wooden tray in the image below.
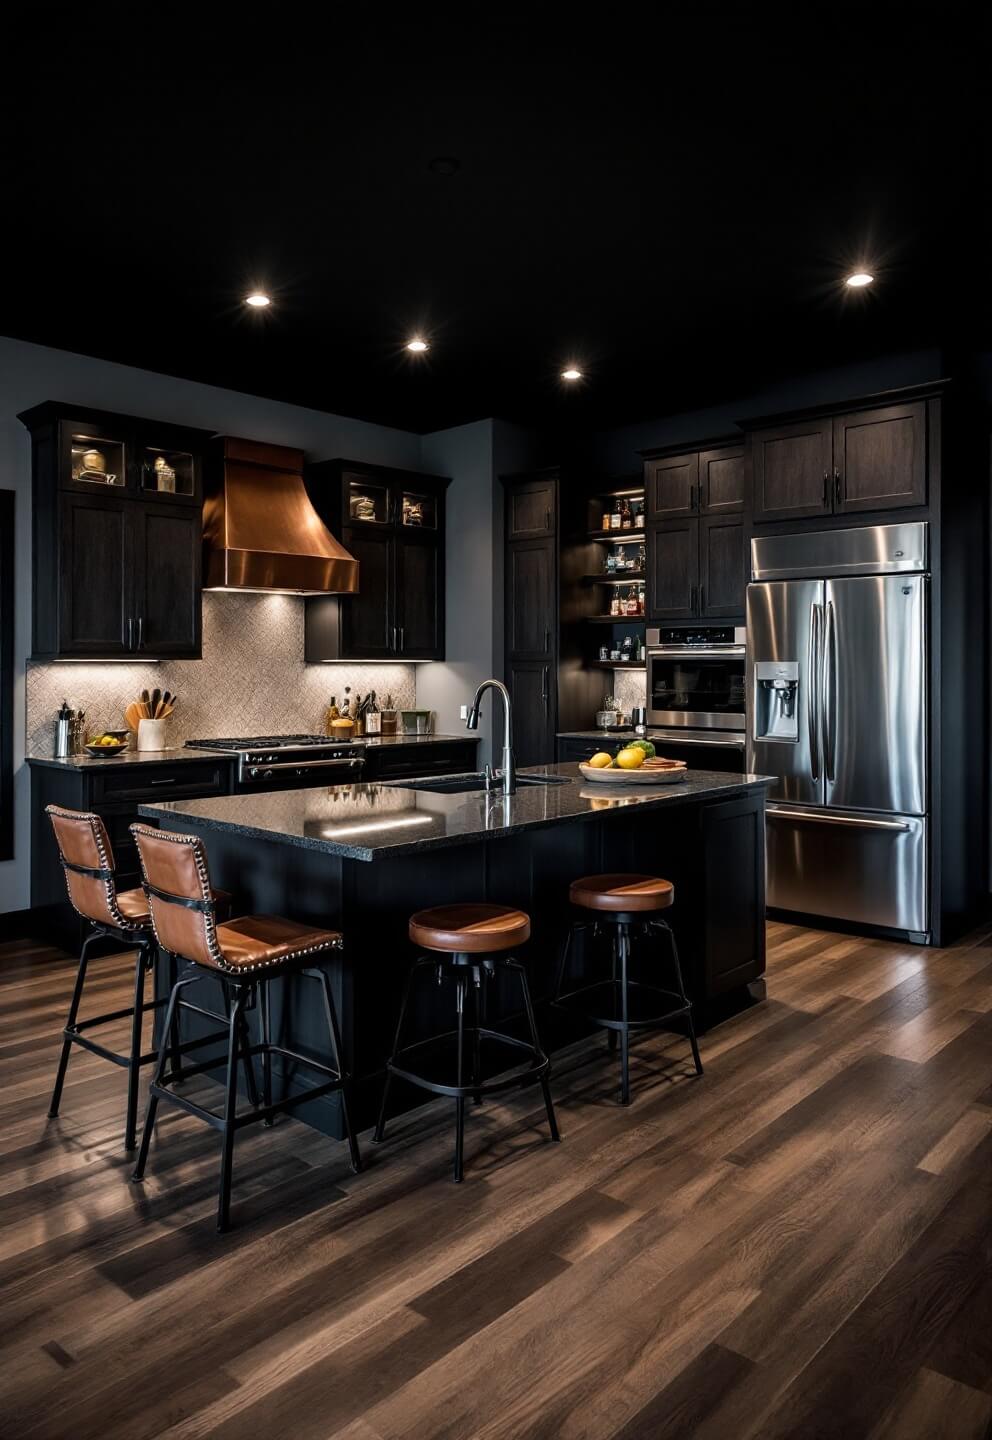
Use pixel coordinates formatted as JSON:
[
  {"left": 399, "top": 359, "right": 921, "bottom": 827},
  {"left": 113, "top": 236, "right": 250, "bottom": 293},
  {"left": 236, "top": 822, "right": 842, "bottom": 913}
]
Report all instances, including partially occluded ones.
[{"left": 578, "top": 762, "right": 687, "bottom": 785}]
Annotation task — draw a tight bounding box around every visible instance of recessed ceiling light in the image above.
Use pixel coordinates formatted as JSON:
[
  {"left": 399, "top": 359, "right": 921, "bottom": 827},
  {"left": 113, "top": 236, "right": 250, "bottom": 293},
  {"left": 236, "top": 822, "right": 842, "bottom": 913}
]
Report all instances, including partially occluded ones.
[
  {"left": 406, "top": 337, "right": 429, "bottom": 353},
  {"left": 245, "top": 292, "right": 271, "bottom": 308},
  {"left": 845, "top": 272, "right": 874, "bottom": 288},
  {"left": 561, "top": 367, "right": 583, "bottom": 381}
]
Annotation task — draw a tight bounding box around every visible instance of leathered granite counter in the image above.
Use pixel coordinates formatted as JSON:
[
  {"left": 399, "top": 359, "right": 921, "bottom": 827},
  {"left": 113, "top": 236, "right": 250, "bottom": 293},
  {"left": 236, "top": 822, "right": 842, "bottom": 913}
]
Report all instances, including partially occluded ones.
[
  {"left": 139, "top": 763, "right": 770, "bottom": 861},
  {"left": 27, "top": 732, "right": 477, "bottom": 771}
]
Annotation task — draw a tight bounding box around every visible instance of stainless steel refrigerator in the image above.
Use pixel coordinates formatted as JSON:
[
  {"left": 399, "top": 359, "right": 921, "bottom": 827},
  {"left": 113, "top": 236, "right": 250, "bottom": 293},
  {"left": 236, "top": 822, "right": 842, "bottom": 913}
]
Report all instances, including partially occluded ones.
[{"left": 747, "top": 522, "right": 929, "bottom": 941}]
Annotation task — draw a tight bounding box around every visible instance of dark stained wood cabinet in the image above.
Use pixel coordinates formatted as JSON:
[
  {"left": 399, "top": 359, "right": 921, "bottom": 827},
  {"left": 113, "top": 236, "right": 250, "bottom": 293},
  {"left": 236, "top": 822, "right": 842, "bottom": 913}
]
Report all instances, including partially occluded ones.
[
  {"left": 643, "top": 441, "right": 746, "bottom": 621},
  {"left": 833, "top": 402, "right": 927, "bottom": 513},
  {"left": 506, "top": 660, "right": 555, "bottom": 767},
  {"left": 697, "top": 794, "right": 766, "bottom": 995},
  {"left": 646, "top": 452, "right": 698, "bottom": 519},
  {"left": 506, "top": 477, "right": 556, "bottom": 539},
  {"left": 304, "top": 460, "right": 449, "bottom": 662},
  {"left": 20, "top": 402, "right": 207, "bottom": 660},
  {"left": 751, "top": 418, "right": 833, "bottom": 522},
  {"left": 647, "top": 520, "right": 698, "bottom": 619},
  {"left": 506, "top": 538, "right": 556, "bottom": 658},
  {"left": 751, "top": 401, "right": 927, "bottom": 523},
  {"left": 699, "top": 516, "right": 746, "bottom": 617}
]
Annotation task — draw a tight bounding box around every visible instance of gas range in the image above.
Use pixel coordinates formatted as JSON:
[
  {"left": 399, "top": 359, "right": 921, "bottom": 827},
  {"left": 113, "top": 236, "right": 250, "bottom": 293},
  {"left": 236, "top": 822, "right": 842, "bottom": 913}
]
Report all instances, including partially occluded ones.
[{"left": 185, "top": 735, "right": 365, "bottom": 790}]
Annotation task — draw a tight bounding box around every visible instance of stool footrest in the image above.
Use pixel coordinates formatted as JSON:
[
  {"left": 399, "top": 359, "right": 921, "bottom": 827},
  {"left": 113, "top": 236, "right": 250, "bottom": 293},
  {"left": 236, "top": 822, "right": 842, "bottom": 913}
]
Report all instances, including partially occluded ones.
[
  {"left": 387, "top": 1028, "right": 549, "bottom": 1102},
  {"left": 554, "top": 977, "right": 692, "bottom": 1031}
]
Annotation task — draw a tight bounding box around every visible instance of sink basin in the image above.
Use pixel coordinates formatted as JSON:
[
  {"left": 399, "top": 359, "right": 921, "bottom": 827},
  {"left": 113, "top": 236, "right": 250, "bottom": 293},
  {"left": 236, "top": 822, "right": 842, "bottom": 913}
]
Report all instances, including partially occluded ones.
[{"left": 384, "top": 772, "right": 568, "bottom": 795}]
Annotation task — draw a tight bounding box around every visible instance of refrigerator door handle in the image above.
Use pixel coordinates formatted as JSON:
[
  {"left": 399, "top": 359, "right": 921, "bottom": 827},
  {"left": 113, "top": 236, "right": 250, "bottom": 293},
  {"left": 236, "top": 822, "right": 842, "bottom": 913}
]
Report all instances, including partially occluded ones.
[
  {"left": 768, "top": 808, "right": 913, "bottom": 832},
  {"left": 807, "top": 603, "right": 821, "bottom": 781},
  {"left": 823, "top": 600, "right": 837, "bottom": 783}
]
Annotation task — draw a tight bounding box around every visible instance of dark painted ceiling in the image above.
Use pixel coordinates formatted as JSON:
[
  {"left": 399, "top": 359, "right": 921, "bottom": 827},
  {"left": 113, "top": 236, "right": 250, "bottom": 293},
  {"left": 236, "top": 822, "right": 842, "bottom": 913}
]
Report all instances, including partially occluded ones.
[{"left": 4, "top": 8, "right": 988, "bottom": 433}]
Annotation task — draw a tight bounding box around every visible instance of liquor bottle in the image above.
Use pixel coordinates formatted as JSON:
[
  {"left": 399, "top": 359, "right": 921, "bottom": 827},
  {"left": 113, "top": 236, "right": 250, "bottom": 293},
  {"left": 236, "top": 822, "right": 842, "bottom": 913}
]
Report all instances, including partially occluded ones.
[
  {"left": 637, "top": 584, "right": 646, "bottom": 615},
  {"left": 620, "top": 498, "right": 632, "bottom": 529},
  {"left": 609, "top": 591, "right": 621, "bottom": 616},
  {"left": 353, "top": 693, "right": 367, "bottom": 737},
  {"left": 609, "top": 501, "right": 621, "bottom": 530},
  {"left": 324, "top": 695, "right": 339, "bottom": 736},
  {"left": 365, "top": 690, "right": 382, "bottom": 735},
  {"left": 634, "top": 502, "right": 645, "bottom": 530}
]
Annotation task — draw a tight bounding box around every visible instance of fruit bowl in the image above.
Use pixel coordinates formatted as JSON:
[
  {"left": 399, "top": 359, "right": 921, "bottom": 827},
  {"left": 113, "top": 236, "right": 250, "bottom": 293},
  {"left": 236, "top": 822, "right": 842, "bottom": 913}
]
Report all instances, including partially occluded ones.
[
  {"left": 578, "top": 761, "right": 687, "bottom": 785},
  {"left": 84, "top": 733, "right": 130, "bottom": 757}
]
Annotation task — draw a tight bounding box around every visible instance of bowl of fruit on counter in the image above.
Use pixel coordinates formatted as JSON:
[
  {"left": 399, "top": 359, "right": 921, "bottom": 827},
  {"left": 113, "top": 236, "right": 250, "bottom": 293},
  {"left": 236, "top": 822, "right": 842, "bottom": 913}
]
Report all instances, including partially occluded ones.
[
  {"left": 578, "top": 739, "right": 687, "bottom": 785},
  {"left": 84, "top": 731, "right": 131, "bottom": 757}
]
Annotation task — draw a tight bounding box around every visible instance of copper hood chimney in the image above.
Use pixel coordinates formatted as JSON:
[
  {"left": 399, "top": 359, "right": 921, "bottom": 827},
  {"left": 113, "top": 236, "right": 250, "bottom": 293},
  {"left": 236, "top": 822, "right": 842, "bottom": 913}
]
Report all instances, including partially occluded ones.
[{"left": 204, "top": 437, "right": 358, "bottom": 594}]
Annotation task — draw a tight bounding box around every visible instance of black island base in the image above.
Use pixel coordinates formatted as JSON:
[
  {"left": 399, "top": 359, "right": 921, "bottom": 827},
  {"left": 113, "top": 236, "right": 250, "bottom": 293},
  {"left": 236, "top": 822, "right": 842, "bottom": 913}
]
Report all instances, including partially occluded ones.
[{"left": 139, "top": 764, "right": 770, "bottom": 1137}]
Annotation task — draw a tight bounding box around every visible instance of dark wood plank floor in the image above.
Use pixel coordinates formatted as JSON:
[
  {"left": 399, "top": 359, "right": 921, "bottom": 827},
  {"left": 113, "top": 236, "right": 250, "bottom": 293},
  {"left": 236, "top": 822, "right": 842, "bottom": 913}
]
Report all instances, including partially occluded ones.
[{"left": 1, "top": 920, "right": 991, "bottom": 1440}]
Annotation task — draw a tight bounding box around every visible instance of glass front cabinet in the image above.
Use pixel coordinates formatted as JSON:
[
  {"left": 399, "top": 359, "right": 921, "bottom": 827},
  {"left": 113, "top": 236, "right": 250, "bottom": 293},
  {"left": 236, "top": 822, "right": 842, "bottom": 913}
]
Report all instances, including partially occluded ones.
[
  {"left": 19, "top": 401, "right": 210, "bottom": 659},
  {"left": 305, "top": 460, "right": 450, "bottom": 662}
]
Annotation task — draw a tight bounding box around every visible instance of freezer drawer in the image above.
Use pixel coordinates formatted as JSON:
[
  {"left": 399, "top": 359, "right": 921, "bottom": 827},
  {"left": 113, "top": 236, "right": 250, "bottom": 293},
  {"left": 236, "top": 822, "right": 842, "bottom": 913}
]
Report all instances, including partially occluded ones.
[{"left": 766, "top": 805, "right": 927, "bottom": 936}]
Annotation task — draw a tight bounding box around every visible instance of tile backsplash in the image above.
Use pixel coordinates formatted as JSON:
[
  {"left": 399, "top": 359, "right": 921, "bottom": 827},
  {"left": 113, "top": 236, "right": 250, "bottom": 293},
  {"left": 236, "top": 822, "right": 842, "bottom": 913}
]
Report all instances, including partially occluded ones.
[
  {"left": 602, "top": 668, "right": 647, "bottom": 718},
  {"left": 26, "top": 593, "right": 417, "bottom": 755}
]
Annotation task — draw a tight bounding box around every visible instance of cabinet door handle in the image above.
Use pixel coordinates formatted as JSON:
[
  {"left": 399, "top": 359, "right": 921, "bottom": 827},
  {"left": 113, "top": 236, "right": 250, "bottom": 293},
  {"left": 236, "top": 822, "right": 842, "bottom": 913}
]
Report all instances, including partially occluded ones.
[
  {"left": 699, "top": 584, "right": 705, "bottom": 613},
  {"left": 127, "top": 617, "right": 134, "bottom": 650},
  {"left": 136, "top": 616, "right": 143, "bottom": 650},
  {"left": 833, "top": 466, "right": 842, "bottom": 505},
  {"left": 690, "top": 584, "right": 697, "bottom": 613},
  {"left": 149, "top": 777, "right": 176, "bottom": 786},
  {"left": 542, "top": 666, "right": 549, "bottom": 707},
  {"left": 391, "top": 626, "right": 398, "bottom": 651},
  {"left": 545, "top": 507, "right": 552, "bottom": 531},
  {"left": 399, "top": 627, "right": 405, "bottom": 651},
  {"left": 544, "top": 626, "right": 550, "bottom": 654},
  {"left": 822, "top": 470, "right": 829, "bottom": 507}
]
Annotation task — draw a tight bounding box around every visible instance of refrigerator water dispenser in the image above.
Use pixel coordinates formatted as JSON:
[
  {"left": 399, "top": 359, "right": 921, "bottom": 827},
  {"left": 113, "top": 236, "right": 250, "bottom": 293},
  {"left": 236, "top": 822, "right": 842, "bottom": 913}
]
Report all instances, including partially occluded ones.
[{"left": 754, "top": 661, "right": 799, "bottom": 741}]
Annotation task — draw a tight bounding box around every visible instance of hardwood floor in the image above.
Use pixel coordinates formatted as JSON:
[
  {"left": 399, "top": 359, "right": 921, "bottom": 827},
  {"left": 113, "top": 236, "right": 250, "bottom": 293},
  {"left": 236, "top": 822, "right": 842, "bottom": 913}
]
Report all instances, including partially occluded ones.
[{"left": 1, "top": 920, "right": 990, "bottom": 1439}]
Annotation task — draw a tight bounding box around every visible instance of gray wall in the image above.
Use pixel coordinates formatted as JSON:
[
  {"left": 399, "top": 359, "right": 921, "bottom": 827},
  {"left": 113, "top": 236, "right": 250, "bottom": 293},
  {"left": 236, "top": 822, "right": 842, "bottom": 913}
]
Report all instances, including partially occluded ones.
[{"left": 0, "top": 336, "right": 424, "bottom": 914}]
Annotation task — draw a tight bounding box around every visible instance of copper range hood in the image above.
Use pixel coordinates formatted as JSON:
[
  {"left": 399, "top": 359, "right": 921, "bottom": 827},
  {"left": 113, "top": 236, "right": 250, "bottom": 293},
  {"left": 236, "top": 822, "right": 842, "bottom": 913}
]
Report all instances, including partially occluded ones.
[{"left": 204, "top": 437, "right": 358, "bottom": 594}]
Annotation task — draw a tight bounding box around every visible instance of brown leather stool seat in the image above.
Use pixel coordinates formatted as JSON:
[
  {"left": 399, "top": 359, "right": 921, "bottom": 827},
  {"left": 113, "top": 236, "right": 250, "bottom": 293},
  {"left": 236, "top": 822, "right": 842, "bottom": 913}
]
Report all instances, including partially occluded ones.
[
  {"left": 409, "top": 904, "right": 531, "bottom": 955},
  {"left": 569, "top": 874, "right": 674, "bottom": 914}
]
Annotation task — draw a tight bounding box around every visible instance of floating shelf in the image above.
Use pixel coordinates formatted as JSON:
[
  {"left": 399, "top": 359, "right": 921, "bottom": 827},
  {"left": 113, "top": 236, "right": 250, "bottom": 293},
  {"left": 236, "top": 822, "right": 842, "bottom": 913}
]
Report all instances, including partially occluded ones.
[
  {"left": 584, "top": 571, "right": 645, "bottom": 583},
  {"left": 587, "top": 661, "right": 647, "bottom": 670},
  {"left": 584, "top": 614, "right": 647, "bottom": 625},
  {"left": 587, "top": 530, "right": 646, "bottom": 542}
]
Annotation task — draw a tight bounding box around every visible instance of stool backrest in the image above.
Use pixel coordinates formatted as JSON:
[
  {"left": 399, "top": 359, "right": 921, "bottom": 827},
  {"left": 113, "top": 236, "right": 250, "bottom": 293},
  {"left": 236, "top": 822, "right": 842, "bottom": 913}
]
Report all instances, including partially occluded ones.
[
  {"left": 46, "top": 804, "right": 136, "bottom": 930},
  {"left": 130, "top": 824, "right": 221, "bottom": 968}
]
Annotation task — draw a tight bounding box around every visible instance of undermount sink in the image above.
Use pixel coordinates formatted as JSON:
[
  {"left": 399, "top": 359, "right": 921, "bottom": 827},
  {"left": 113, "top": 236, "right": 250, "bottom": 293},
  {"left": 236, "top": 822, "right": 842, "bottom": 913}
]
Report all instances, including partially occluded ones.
[{"left": 385, "top": 772, "right": 568, "bottom": 795}]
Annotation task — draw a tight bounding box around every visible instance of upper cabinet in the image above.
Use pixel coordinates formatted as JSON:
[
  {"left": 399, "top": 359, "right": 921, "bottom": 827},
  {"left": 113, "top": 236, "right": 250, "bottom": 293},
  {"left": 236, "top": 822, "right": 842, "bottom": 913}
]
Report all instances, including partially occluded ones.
[
  {"left": 19, "top": 402, "right": 208, "bottom": 660},
  {"left": 642, "top": 441, "right": 746, "bottom": 620},
  {"left": 506, "top": 475, "right": 556, "bottom": 539},
  {"left": 751, "top": 400, "right": 928, "bottom": 523},
  {"left": 304, "top": 460, "right": 449, "bottom": 662}
]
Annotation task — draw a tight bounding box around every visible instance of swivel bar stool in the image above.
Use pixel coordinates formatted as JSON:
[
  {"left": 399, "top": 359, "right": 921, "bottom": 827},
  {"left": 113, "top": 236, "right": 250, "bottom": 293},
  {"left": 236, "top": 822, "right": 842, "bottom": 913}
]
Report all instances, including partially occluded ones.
[
  {"left": 374, "top": 904, "right": 560, "bottom": 1183},
  {"left": 45, "top": 805, "right": 228, "bottom": 1151},
  {"left": 554, "top": 874, "right": 703, "bottom": 1105},
  {"left": 130, "top": 824, "right": 361, "bottom": 1232}
]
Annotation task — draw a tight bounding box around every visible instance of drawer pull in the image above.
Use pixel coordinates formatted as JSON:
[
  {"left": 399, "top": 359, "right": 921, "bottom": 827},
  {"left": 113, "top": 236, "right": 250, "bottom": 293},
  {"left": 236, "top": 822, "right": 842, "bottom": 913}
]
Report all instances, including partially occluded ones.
[{"left": 149, "top": 777, "right": 177, "bottom": 786}]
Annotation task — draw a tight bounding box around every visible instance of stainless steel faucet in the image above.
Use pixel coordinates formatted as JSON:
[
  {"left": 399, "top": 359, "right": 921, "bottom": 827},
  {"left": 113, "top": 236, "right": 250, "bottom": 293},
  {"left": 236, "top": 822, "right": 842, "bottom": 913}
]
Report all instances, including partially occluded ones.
[{"left": 466, "top": 679, "right": 516, "bottom": 796}]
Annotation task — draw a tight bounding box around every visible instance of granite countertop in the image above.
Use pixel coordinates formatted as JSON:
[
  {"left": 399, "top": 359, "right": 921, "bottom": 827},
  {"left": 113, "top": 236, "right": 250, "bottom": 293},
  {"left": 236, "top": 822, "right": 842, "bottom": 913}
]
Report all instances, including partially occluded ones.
[
  {"left": 140, "top": 763, "right": 771, "bottom": 863},
  {"left": 26, "top": 747, "right": 232, "bottom": 771},
  {"left": 27, "top": 733, "right": 478, "bottom": 770}
]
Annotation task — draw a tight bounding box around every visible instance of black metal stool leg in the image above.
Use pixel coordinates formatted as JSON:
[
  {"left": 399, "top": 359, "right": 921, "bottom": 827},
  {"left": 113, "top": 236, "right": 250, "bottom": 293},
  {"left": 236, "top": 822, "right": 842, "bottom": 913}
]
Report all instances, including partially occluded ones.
[
  {"left": 607, "top": 926, "right": 619, "bottom": 1055},
  {"left": 453, "top": 973, "right": 467, "bottom": 1183},
  {"left": 471, "top": 966, "right": 483, "bottom": 1105},
  {"left": 48, "top": 930, "right": 100, "bottom": 1119},
  {"left": 236, "top": 1001, "right": 260, "bottom": 1110},
  {"left": 259, "top": 981, "right": 274, "bottom": 1125},
  {"left": 510, "top": 959, "right": 561, "bottom": 1143},
  {"left": 217, "top": 987, "right": 247, "bottom": 1233},
  {"left": 316, "top": 968, "right": 362, "bottom": 1174},
  {"left": 619, "top": 924, "right": 631, "bottom": 1106},
  {"left": 374, "top": 957, "right": 430, "bottom": 1143},
  {"left": 123, "top": 941, "right": 150, "bottom": 1151},
  {"left": 132, "top": 977, "right": 188, "bottom": 1182},
  {"left": 167, "top": 951, "right": 183, "bottom": 1081}
]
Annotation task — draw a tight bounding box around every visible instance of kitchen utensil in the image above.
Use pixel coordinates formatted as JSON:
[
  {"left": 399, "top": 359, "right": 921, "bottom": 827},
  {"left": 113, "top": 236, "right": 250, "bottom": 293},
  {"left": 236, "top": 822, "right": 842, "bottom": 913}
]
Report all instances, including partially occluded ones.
[
  {"left": 578, "top": 760, "right": 687, "bottom": 786},
  {"left": 150, "top": 687, "right": 162, "bottom": 718},
  {"left": 125, "top": 702, "right": 143, "bottom": 732},
  {"left": 137, "top": 718, "right": 167, "bottom": 751},
  {"left": 595, "top": 710, "right": 622, "bottom": 729},
  {"left": 55, "top": 709, "right": 71, "bottom": 758}
]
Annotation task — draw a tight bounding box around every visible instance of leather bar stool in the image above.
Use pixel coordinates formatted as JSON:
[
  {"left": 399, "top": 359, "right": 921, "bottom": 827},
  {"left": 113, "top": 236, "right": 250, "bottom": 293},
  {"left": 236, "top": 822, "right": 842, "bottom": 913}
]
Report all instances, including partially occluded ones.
[
  {"left": 374, "top": 904, "right": 560, "bottom": 1183},
  {"left": 554, "top": 874, "right": 703, "bottom": 1105},
  {"left": 45, "top": 804, "right": 229, "bottom": 1151},
  {"left": 129, "top": 824, "right": 361, "bottom": 1232}
]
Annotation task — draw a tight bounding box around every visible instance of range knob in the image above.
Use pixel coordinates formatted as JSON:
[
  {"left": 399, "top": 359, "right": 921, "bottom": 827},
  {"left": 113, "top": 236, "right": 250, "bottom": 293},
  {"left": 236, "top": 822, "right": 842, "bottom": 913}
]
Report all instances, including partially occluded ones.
[
  {"left": 249, "top": 766, "right": 259, "bottom": 778},
  {"left": 263, "top": 768, "right": 274, "bottom": 780}
]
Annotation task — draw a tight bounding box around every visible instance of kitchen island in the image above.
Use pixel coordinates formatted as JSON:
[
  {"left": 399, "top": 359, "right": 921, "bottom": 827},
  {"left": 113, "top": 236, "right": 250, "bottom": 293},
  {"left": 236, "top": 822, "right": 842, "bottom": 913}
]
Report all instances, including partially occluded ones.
[{"left": 140, "top": 764, "right": 770, "bottom": 1135}]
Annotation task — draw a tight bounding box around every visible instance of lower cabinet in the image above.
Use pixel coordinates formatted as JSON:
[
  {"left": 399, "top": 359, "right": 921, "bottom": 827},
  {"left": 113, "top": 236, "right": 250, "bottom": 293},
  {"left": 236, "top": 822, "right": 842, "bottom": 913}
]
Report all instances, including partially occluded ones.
[
  {"left": 362, "top": 740, "right": 478, "bottom": 781},
  {"left": 698, "top": 795, "right": 766, "bottom": 995}
]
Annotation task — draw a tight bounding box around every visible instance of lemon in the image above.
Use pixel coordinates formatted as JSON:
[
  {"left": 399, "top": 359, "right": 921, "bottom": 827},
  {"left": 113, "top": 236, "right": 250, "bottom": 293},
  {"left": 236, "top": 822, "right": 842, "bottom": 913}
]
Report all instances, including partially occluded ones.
[
  {"left": 615, "top": 746, "right": 645, "bottom": 770},
  {"left": 588, "top": 752, "right": 613, "bottom": 768}
]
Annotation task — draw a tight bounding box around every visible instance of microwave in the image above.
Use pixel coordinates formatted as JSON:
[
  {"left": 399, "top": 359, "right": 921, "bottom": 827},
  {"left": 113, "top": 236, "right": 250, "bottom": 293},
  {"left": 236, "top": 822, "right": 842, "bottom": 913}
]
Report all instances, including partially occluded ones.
[{"left": 646, "top": 625, "right": 746, "bottom": 731}]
